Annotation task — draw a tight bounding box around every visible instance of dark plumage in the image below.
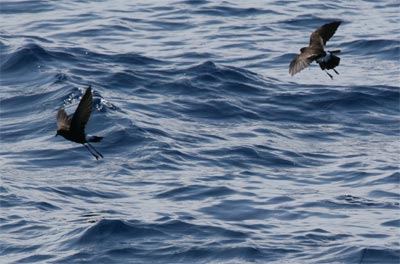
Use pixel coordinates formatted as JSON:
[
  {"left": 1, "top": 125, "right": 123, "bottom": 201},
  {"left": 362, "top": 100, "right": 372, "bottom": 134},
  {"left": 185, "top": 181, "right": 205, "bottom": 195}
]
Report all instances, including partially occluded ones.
[
  {"left": 56, "top": 86, "right": 103, "bottom": 160},
  {"left": 289, "top": 21, "right": 342, "bottom": 79}
]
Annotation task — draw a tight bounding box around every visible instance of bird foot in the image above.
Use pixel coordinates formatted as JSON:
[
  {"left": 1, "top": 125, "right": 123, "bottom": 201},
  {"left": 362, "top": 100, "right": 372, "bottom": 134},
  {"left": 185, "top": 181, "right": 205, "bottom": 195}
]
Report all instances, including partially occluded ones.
[{"left": 325, "top": 70, "right": 333, "bottom": 79}]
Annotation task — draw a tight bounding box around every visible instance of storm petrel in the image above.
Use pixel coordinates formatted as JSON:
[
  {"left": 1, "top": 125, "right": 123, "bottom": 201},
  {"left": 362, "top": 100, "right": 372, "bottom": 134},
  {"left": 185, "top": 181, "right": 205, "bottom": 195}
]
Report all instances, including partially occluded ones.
[
  {"left": 56, "top": 86, "right": 103, "bottom": 160},
  {"left": 289, "top": 21, "right": 342, "bottom": 79}
]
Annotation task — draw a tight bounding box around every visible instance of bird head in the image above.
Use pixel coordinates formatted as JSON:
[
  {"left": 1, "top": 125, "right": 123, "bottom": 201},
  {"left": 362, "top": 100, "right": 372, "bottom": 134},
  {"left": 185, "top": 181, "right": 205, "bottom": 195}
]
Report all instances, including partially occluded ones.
[{"left": 56, "top": 129, "right": 69, "bottom": 139}]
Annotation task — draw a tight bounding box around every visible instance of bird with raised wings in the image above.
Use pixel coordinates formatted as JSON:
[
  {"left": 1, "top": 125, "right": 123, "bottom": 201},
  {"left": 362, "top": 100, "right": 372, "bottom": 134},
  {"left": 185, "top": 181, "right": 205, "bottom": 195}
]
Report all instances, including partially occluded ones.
[
  {"left": 56, "top": 86, "right": 103, "bottom": 160},
  {"left": 289, "top": 21, "right": 342, "bottom": 79}
]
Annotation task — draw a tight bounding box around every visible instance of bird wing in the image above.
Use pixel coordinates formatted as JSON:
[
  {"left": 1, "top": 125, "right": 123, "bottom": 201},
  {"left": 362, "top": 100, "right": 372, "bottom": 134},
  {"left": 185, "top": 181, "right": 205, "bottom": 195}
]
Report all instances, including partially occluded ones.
[
  {"left": 289, "top": 49, "right": 320, "bottom": 76},
  {"left": 70, "top": 86, "right": 93, "bottom": 133},
  {"left": 57, "top": 108, "right": 70, "bottom": 130},
  {"left": 309, "top": 21, "right": 341, "bottom": 47}
]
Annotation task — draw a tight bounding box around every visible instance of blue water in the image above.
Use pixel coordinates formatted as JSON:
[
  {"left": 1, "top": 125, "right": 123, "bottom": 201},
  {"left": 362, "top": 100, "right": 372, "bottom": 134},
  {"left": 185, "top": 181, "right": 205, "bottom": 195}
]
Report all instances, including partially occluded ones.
[{"left": 1, "top": 1, "right": 399, "bottom": 263}]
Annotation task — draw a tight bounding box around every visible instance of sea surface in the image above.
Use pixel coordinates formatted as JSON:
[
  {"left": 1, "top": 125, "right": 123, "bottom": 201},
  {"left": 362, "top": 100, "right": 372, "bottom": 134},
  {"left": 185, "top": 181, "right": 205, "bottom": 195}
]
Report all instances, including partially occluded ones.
[{"left": 1, "top": 1, "right": 399, "bottom": 263}]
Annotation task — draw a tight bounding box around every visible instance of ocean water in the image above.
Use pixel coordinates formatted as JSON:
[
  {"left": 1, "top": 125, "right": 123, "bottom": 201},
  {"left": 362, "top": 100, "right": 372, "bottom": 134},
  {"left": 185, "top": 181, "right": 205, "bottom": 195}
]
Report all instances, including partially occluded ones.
[{"left": 1, "top": 0, "right": 399, "bottom": 263}]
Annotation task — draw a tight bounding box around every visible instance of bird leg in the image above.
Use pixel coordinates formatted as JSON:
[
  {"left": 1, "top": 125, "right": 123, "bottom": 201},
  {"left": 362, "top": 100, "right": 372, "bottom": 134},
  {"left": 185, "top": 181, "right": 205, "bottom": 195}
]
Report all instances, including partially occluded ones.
[
  {"left": 87, "top": 142, "right": 103, "bottom": 159},
  {"left": 325, "top": 70, "right": 333, "bottom": 79},
  {"left": 84, "top": 144, "right": 99, "bottom": 160},
  {"left": 333, "top": 68, "right": 339, "bottom": 75}
]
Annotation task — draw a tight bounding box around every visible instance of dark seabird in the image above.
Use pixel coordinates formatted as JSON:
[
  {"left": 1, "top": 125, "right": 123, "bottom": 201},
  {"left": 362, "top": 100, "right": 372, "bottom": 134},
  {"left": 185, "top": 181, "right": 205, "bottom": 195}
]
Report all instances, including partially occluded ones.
[
  {"left": 56, "top": 86, "right": 103, "bottom": 160},
  {"left": 289, "top": 21, "right": 342, "bottom": 79}
]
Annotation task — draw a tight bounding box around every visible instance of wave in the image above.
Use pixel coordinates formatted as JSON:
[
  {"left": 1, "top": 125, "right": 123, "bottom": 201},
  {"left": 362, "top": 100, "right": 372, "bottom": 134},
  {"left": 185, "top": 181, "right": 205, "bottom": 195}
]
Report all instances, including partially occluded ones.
[
  {"left": 1, "top": 1, "right": 399, "bottom": 263},
  {"left": 343, "top": 39, "right": 400, "bottom": 60}
]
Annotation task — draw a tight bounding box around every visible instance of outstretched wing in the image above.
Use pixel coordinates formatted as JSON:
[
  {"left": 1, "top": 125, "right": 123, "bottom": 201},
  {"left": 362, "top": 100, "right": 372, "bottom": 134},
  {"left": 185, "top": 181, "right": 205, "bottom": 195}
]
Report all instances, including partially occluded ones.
[
  {"left": 57, "top": 108, "right": 70, "bottom": 130},
  {"left": 289, "top": 48, "right": 320, "bottom": 76},
  {"left": 70, "top": 86, "right": 93, "bottom": 133},
  {"left": 310, "top": 21, "right": 341, "bottom": 47}
]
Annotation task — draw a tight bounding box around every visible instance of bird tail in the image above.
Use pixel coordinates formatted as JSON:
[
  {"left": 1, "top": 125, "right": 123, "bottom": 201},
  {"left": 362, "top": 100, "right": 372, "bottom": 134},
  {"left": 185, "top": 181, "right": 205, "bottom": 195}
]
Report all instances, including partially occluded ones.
[
  {"left": 88, "top": 136, "right": 103, "bottom": 142},
  {"left": 319, "top": 54, "right": 340, "bottom": 70},
  {"left": 328, "top": 49, "right": 341, "bottom": 54},
  {"left": 329, "top": 55, "right": 340, "bottom": 68}
]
